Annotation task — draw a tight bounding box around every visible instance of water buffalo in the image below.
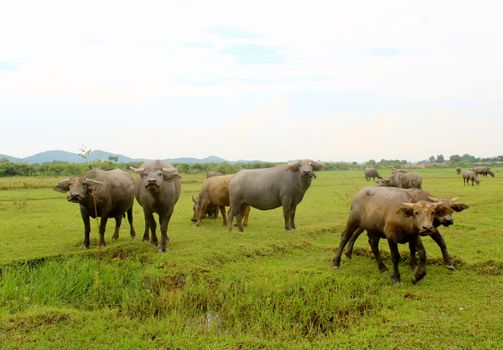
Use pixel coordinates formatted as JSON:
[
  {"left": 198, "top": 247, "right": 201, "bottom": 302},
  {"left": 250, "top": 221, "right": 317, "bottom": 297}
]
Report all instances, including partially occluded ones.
[
  {"left": 456, "top": 167, "right": 461, "bottom": 175},
  {"left": 205, "top": 171, "right": 224, "bottom": 219},
  {"left": 378, "top": 172, "right": 422, "bottom": 189},
  {"left": 54, "top": 169, "right": 136, "bottom": 249},
  {"left": 192, "top": 174, "right": 250, "bottom": 226},
  {"left": 332, "top": 186, "right": 448, "bottom": 283},
  {"left": 227, "top": 160, "right": 324, "bottom": 232},
  {"left": 343, "top": 187, "right": 468, "bottom": 270},
  {"left": 364, "top": 167, "right": 382, "bottom": 181},
  {"left": 472, "top": 166, "right": 495, "bottom": 177},
  {"left": 463, "top": 170, "right": 480, "bottom": 186},
  {"left": 132, "top": 160, "right": 181, "bottom": 252}
]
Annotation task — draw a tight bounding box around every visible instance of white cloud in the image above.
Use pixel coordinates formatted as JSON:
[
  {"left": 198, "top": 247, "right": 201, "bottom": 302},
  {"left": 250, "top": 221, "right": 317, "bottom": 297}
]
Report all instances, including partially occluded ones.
[{"left": 1, "top": 0, "right": 502, "bottom": 160}]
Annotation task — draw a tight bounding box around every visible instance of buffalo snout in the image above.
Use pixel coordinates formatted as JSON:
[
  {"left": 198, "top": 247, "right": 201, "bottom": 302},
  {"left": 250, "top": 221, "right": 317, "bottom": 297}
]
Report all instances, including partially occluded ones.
[
  {"left": 68, "top": 194, "right": 82, "bottom": 202},
  {"left": 420, "top": 224, "right": 435, "bottom": 233},
  {"left": 302, "top": 170, "right": 313, "bottom": 178}
]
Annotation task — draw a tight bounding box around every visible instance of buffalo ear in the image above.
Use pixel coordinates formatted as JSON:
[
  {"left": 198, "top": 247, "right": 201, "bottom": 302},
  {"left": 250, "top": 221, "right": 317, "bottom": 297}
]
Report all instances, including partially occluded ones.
[
  {"left": 397, "top": 204, "right": 414, "bottom": 217},
  {"left": 164, "top": 173, "right": 181, "bottom": 182},
  {"left": 54, "top": 179, "right": 70, "bottom": 193},
  {"left": 451, "top": 203, "right": 469, "bottom": 212},
  {"left": 311, "top": 161, "right": 324, "bottom": 171},
  {"left": 287, "top": 161, "right": 300, "bottom": 172}
]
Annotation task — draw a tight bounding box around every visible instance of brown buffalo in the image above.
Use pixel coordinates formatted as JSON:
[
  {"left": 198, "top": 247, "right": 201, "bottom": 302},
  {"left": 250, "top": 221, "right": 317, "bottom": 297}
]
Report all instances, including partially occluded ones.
[
  {"left": 132, "top": 160, "right": 181, "bottom": 252},
  {"left": 332, "top": 186, "right": 448, "bottom": 283},
  {"left": 205, "top": 171, "right": 224, "bottom": 219},
  {"left": 54, "top": 169, "right": 136, "bottom": 249},
  {"left": 192, "top": 174, "right": 250, "bottom": 226},
  {"left": 343, "top": 188, "right": 468, "bottom": 270}
]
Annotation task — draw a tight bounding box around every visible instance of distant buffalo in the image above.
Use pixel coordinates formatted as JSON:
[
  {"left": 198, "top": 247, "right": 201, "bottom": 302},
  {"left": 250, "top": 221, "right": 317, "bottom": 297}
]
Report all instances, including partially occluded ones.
[
  {"left": 364, "top": 167, "right": 382, "bottom": 181},
  {"left": 54, "top": 169, "right": 136, "bottom": 249},
  {"left": 132, "top": 160, "right": 181, "bottom": 252},
  {"left": 463, "top": 170, "right": 480, "bottom": 186},
  {"left": 378, "top": 171, "right": 422, "bottom": 189},
  {"left": 456, "top": 167, "right": 461, "bottom": 175},
  {"left": 472, "top": 166, "right": 495, "bottom": 177},
  {"left": 227, "top": 160, "right": 323, "bottom": 232}
]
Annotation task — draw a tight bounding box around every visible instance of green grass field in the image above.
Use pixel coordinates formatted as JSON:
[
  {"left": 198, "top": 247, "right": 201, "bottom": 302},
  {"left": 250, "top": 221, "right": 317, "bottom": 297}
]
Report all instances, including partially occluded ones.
[{"left": 1, "top": 168, "right": 502, "bottom": 349}]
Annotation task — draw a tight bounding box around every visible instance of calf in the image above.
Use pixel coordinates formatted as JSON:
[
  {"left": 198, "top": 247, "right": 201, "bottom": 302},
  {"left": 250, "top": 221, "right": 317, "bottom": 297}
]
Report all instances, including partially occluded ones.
[{"left": 192, "top": 174, "right": 250, "bottom": 226}]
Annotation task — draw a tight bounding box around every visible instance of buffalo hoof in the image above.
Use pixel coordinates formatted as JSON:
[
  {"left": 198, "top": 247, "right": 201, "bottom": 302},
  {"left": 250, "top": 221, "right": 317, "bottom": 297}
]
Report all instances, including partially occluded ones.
[
  {"left": 344, "top": 252, "right": 352, "bottom": 259},
  {"left": 129, "top": 234, "right": 135, "bottom": 240},
  {"left": 80, "top": 244, "right": 89, "bottom": 250},
  {"left": 111, "top": 236, "right": 118, "bottom": 241},
  {"left": 151, "top": 242, "right": 158, "bottom": 247},
  {"left": 159, "top": 247, "right": 169, "bottom": 253},
  {"left": 446, "top": 265, "right": 455, "bottom": 271},
  {"left": 391, "top": 278, "right": 401, "bottom": 285}
]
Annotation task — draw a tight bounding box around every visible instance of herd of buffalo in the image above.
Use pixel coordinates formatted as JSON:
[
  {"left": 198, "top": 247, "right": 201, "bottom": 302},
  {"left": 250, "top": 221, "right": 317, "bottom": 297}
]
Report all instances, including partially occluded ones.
[{"left": 53, "top": 161, "right": 496, "bottom": 284}]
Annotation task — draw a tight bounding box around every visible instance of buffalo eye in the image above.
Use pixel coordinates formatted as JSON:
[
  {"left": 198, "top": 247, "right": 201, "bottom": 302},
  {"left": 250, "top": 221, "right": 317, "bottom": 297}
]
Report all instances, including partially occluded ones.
[{"left": 414, "top": 211, "right": 419, "bottom": 215}]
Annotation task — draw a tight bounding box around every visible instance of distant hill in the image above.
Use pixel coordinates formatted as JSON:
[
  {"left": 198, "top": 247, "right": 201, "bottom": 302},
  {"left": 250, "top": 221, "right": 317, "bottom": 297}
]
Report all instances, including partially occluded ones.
[
  {"left": 167, "top": 155, "right": 228, "bottom": 164},
  {"left": 0, "top": 150, "right": 247, "bottom": 164},
  {"left": 0, "top": 154, "right": 21, "bottom": 163}
]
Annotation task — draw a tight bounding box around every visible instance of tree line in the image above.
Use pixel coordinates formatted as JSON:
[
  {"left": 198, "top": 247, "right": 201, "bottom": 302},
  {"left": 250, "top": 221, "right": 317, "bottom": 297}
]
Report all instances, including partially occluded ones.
[{"left": 0, "top": 154, "right": 501, "bottom": 177}]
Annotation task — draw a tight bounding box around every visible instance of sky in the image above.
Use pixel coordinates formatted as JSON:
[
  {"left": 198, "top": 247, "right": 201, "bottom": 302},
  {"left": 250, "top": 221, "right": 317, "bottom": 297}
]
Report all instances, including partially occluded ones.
[{"left": 1, "top": 0, "right": 502, "bottom": 162}]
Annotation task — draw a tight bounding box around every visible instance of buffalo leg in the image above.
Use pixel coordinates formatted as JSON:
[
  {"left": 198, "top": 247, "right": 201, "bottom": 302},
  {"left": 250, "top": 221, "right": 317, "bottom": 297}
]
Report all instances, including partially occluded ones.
[
  {"left": 235, "top": 205, "right": 246, "bottom": 232},
  {"left": 345, "top": 226, "right": 365, "bottom": 259},
  {"left": 227, "top": 206, "right": 235, "bottom": 231},
  {"left": 159, "top": 212, "right": 172, "bottom": 253},
  {"left": 332, "top": 220, "right": 360, "bottom": 267},
  {"left": 81, "top": 211, "right": 91, "bottom": 249},
  {"left": 282, "top": 198, "right": 294, "bottom": 231},
  {"left": 127, "top": 207, "right": 135, "bottom": 239},
  {"left": 429, "top": 231, "right": 454, "bottom": 269},
  {"left": 368, "top": 233, "right": 388, "bottom": 273},
  {"left": 219, "top": 206, "right": 227, "bottom": 225},
  {"left": 146, "top": 212, "right": 157, "bottom": 246},
  {"left": 411, "top": 237, "right": 427, "bottom": 284},
  {"left": 98, "top": 217, "right": 109, "bottom": 247},
  {"left": 290, "top": 206, "right": 297, "bottom": 230},
  {"left": 243, "top": 206, "right": 250, "bottom": 227},
  {"left": 387, "top": 239, "right": 401, "bottom": 283},
  {"left": 112, "top": 215, "right": 122, "bottom": 240}
]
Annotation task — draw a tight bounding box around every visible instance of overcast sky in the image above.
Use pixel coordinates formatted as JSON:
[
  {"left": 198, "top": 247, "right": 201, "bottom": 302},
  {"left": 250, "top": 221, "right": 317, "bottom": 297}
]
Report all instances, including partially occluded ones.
[{"left": 1, "top": 1, "right": 502, "bottom": 162}]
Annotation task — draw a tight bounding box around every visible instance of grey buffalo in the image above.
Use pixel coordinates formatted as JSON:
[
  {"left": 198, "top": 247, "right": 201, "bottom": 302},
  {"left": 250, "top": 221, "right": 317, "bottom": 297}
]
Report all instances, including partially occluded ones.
[
  {"left": 133, "top": 160, "right": 181, "bottom": 252},
  {"left": 364, "top": 167, "right": 382, "bottom": 181},
  {"left": 54, "top": 169, "right": 136, "bottom": 249},
  {"left": 227, "top": 159, "right": 323, "bottom": 232},
  {"left": 343, "top": 187, "right": 468, "bottom": 270},
  {"left": 472, "top": 166, "right": 495, "bottom": 177},
  {"left": 463, "top": 170, "right": 480, "bottom": 186},
  {"left": 332, "top": 186, "right": 450, "bottom": 283},
  {"left": 378, "top": 171, "right": 422, "bottom": 189}
]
